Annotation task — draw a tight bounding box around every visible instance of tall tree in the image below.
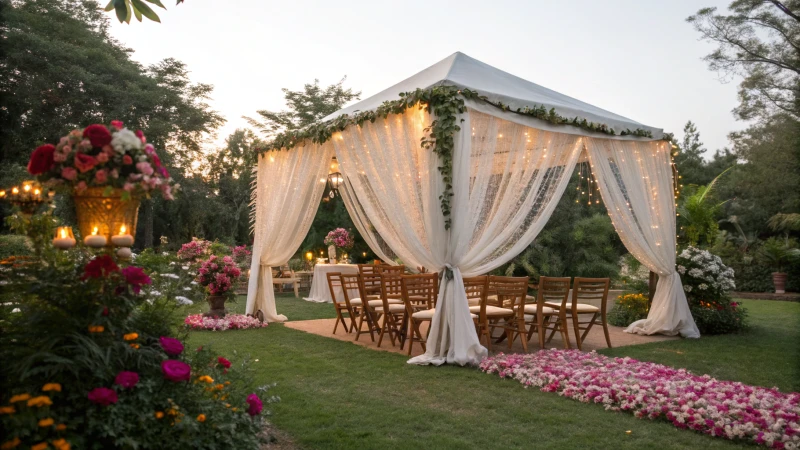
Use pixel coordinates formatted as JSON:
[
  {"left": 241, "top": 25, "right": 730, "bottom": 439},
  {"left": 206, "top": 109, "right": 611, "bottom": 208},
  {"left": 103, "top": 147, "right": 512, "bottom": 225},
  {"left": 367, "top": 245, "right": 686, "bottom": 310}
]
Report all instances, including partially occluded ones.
[
  {"left": 688, "top": 1, "right": 800, "bottom": 121},
  {"left": 675, "top": 121, "right": 716, "bottom": 186},
  {"left": 244, "top": 78, "right": 360, "bottom": 139}
]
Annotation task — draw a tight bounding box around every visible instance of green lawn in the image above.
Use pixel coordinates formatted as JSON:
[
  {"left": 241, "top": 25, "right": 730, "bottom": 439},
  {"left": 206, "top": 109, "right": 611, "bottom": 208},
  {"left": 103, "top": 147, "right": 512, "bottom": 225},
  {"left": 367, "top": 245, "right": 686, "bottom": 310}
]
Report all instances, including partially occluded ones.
[{"left": 186, "top": 296, "right": 799, "bottom": 449}]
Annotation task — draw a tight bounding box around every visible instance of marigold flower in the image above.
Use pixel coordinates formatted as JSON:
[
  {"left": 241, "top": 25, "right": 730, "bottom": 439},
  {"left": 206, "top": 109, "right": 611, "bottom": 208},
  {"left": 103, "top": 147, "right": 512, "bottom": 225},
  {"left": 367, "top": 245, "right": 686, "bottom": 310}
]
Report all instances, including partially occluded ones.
[
  {"left": 154, "top": 411, "right": 164, "bottom": 419},
  {"left": 129, "top": 344, "right": 140, "bottom": 349},
  {"left": 224, "top": 403, "right": 231, "bottom": 408},
  {"left": 0, "top": 406, "right": 15, "bottom": 415},
  {"left": 42, "top": 383, "right": 61, "bottom": 392},
  {"left": 31, "top": 443, "right": 48, "bottom": 450},
  {"left": 197, "top": 375, "right": 214, "bottom": 384},
  {"left": 56, "top": 424, "right": 66, "bottom": 431},
  {"left": 167, "top": 408, "right": 179, "bottom": 416},
  {"left": 196, "top": 414, "right": 206, "bottom": 422},
  {"left": 52, "top": 439, "right": 70, "bottom": 450},
  {"left": 38, "top": 418, "right": 54, "bottom": 427},
  {"left": 9, "top": 394, "right": 30, "bottom": 403},
  {"left": 123, "top": 333, "right": 138, "bottom": 341},
  {"left": 224, "top": 381, "right": 230, "bottom": 386},
  {"left": 215, "top": 384, "right": 224, "bottom": 391},
  {"left": 88, "top": 325, "right": 104, "bottom": 333},
  {"left": 1, "top": 438, "right": 21, "bottom": 450},
  {"left": 232, "top": 407, "right": 238, "bottom": 412},
  {"left": 27, "top": 396, "right": 53, "bottom": 407}
]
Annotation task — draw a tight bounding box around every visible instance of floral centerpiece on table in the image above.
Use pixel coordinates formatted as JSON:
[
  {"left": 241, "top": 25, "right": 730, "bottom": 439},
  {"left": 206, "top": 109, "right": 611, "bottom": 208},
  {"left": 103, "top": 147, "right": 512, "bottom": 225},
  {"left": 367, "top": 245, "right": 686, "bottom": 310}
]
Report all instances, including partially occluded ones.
[
  {"left": 324, "top": 228, "right": 354, "bottom": 263},
  {"left": 677, "top": 246, "right": 746, "bottom": 334},
  {"left": 28, "top": 121, "right": 177, "bottom": 200}
]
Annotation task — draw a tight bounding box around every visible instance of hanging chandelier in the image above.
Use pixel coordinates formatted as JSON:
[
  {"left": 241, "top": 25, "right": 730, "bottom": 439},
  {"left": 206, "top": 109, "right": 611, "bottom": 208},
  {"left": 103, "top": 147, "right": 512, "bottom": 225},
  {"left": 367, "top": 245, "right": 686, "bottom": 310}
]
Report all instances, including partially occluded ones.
[{"left": 327, "top": 159, "right": 343, "bottom": 198}]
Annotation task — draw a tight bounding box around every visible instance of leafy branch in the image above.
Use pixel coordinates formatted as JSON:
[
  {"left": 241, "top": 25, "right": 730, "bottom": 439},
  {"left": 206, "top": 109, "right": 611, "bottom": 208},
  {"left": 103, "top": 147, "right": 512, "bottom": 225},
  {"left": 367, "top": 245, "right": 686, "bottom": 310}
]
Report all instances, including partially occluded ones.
[{"left": 104, "top": 0, "right": 184, "bottom": 24}]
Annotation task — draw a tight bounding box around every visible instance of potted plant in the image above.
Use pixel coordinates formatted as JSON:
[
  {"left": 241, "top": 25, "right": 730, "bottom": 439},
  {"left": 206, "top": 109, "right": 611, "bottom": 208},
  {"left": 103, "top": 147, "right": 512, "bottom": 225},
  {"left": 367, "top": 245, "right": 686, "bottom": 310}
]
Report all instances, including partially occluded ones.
[
  {"left": 196, "top": 255, "right": 241, "bottom": 317},
  {"left": 759, "top": 237, "right": 800, "bottom": 294},
  {"left": 27, "top": 121, "right": 178, "bottom": 245}
]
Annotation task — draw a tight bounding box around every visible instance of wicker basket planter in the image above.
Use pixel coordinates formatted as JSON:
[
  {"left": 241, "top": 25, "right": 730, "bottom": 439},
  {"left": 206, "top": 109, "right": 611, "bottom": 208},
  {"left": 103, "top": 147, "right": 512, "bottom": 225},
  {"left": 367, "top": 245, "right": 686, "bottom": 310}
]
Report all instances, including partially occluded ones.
[{"left": 73, "top": 187, "right": 140, "bottom": 246}]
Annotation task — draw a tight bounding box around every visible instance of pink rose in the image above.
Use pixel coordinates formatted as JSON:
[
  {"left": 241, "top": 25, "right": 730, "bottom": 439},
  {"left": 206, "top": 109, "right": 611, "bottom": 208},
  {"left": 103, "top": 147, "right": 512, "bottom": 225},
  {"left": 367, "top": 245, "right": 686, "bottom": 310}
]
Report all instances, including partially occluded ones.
[
  {"left": 95, "top": 170, "right": 108, "bottom": 184},
  {"left": 123, "top": 182, "right": 135, "bottom": 192},
  {"left": 61, "top": 167, "right": 77, "bottom": 181},
  {"left": 246, "top": 393, "right": 263, "bottom": 416},
  {"left": 159, "top": 336, "right": 184, "bottom": 355},
  {"left": 76, "top": 181, "right": 88, "bottom": 193},
  {"left": 136, "top": 161, "right": 154, "bottom": 176},
  {"left": 135, "top": 130, "right": 146, "bottom": 143},
  {"left": 161, "top": 360, "right": 191, "bottom": 382},
  {"left": 87, "top": 387, "right": 118, "bottom": 406},
  {"left": 74, "top": 153, "right": 97, "bottom": 173},
  {"left": 102, "top": 145, "right": 114, "bottom": 156},
  {"left": 110, "top": 169, "right": 119, "bottom": 179},
  {"left": 123, "top": 155, "right": 133, "bottom": 165},
  {"left": 160, "top": 184, "right": 173, "bottom": 200},
  {"left": 96, "top": 152, "right": 108, "bottom": 163},
  {"left": 110, "top": 120, "right": 124, "bottom": 129},
  {"left": 54, "top": 151, "right": 67, "bottom": 163},
  {"left": 114, "top": 371, "right": 139, "bottom": 389}
]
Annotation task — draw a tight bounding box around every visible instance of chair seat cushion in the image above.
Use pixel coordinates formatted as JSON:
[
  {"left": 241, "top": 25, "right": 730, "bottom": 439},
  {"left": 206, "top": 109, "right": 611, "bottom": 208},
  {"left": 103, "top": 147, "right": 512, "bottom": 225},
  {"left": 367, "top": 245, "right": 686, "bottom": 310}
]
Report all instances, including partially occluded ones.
[
  {"left": 374, "top": 304, "right": 405, "bottom": 313},
  {"left": 468, "top": 305, "right": 514, "bottom": 316},
  {"left": 368, "top": 299, "right": 402, "bottom": 307},
  {"left": 467, "top": 298, "right": 481, "bottom": 307},
  {"left": 347, "top": 298, "right": 363, "bottom": 306},
  {"left": 544, "top": 302, "right": 599, "bottom": 313},
  {"left": 411, "top": 308, "right": 436, "bottom": 320},
  {"left": 523, "top": 304, "right": 555, "bottom": 315}
]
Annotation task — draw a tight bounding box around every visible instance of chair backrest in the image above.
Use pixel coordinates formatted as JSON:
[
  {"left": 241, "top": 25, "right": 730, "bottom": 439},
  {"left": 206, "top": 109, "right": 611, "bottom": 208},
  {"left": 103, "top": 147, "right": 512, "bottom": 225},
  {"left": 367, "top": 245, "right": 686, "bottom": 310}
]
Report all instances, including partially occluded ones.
[
  {"left": 340, "top": 273, "right": 363, "bottom": 309},
  {"left": 463, "top": 275, "right": 489, "bottom": 314},
  {"left": 279, "top": 265, "right": 294, "bottom": 278},
  {"left": 489, "top": 276, "right": 528, "bottom": 318},
  {"left": 400, "top": 273, "right": 438, "bottom": 314},
  {"left": 538, "top": 276, "right": 571, "bottom": 312},
  {"left": 326, "top": 272, "right": 345, "bottom": 305},
  {"left": 380, "top": 271, "right": 403, "bottom": 311},
  {"left": 572, "top": 277, "right": 610, "bottom": 314},
  {"left": 378, "top": 265, "right": 405, "bottom": 275},
  {"left": 358, "top": 264, "right": 382, "bottom": 295}
]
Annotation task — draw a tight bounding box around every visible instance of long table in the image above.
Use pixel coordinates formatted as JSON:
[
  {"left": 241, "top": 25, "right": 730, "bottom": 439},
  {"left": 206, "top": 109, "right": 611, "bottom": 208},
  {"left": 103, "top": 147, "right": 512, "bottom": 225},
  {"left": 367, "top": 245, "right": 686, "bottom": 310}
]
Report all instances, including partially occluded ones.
[{"left": 303, "top": 264, "right": 359, "bottom": 303}]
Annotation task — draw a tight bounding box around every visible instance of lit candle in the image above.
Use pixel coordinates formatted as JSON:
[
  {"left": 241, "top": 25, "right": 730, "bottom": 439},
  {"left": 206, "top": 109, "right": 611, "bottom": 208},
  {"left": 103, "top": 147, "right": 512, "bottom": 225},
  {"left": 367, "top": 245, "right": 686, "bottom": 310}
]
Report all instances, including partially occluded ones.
[
  {"left": 111, "top": 224, "right": 134, "bottom": 247},
  {"left": 12, "top": 187, "right": 19, "bottom": 195},
  {"left": 305, "top": 252, "right": 313, "bottom": 261},
  {"left": 52, "top": 226, "right": 76, "bottom": 250},
  {"left": 116, "top": 247, "right": 132, "bottom": 259},
  {"left": 84, "top": 227, "right": 107, "bottom": 247}
]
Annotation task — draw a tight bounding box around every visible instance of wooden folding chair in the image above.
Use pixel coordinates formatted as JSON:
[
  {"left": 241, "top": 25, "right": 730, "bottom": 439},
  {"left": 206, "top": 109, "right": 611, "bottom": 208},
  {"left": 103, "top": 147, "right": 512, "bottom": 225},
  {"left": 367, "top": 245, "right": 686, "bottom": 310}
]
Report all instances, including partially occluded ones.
[
  {"left": 462, "top": 276, "right": 490, "bottom": 349},
  {"left": 488, "top": 276, "right": 530, "bottom": 353},
  {"left": 468, "top": 276, "right": 518, "bottom": 352},
  {"left": 525, "top": 276, "right": 571, "bottom": 350},
  {"left": 376, "top": 271, "right": 406, "bottom": 347},
  {"left": 272, "top": 265, "right": 300, "bottom": 297},
  {"left": 546, "top": 277, "right": 611, "bottom": 350},
  {"left": 357, "top": 264, "right": 383, "bottom": 300},
  {"left": 400, "top": 273, "right": 438, "bottom": 356},
  {"left": 326, "top": 272, "right": 359, "bottom": 335}
]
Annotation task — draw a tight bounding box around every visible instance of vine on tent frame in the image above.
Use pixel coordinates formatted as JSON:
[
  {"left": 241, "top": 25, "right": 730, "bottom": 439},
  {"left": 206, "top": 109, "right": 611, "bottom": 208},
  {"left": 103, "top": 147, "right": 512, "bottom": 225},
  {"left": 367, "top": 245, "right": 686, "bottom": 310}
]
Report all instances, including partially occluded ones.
[{"left": 256, "top": 86, "right": 668, "bottom": 230}]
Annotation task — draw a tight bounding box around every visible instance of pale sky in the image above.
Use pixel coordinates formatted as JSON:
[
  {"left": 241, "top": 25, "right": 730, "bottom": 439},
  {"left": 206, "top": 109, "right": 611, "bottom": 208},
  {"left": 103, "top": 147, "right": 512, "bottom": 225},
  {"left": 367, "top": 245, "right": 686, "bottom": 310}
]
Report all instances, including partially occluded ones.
[{"left": 109, "top": 0, "right": 744, "bottom": 155}]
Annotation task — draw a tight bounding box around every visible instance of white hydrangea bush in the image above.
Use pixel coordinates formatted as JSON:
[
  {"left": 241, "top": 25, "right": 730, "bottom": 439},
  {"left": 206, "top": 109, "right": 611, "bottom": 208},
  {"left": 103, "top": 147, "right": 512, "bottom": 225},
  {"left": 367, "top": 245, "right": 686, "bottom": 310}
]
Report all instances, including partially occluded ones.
[{"left": 677, "top": 246, "right": 735, "bottom": 299}]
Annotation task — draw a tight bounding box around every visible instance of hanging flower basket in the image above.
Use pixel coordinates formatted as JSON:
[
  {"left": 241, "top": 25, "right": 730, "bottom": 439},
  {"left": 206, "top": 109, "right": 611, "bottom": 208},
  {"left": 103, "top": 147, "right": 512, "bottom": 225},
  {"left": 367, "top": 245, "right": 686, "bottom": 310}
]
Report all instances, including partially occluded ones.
[{"left": 73, "top": 187, "right": 140, "bottom": 246}]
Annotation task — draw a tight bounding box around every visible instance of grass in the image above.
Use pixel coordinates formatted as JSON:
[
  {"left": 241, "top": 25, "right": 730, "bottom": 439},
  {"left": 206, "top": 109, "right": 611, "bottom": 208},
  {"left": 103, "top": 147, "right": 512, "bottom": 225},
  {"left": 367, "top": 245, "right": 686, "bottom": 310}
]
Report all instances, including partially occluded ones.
[{"left": 185, "top": 295, "right": 799, "bottom": 449}]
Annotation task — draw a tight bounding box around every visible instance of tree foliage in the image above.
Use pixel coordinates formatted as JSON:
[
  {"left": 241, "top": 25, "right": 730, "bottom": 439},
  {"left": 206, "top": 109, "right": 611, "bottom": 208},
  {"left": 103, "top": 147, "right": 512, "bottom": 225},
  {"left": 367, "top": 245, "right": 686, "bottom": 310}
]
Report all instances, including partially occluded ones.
[{"left": 688, "top": 1, "right": 800, "bottom": 121}]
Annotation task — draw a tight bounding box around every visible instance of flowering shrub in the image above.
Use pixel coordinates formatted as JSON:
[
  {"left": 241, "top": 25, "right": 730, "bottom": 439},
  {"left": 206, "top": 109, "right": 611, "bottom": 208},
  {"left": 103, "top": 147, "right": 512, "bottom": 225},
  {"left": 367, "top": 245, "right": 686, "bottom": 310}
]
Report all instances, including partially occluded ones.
[
  {"left": 197, "top": 255, "right": 241, "bottom": 296},
  {"left": 177, "top": 238, "right": 212, "bottom": 261},
  {"left": 0, "top": 242, "right": 275, "bottom": 449},
  {"left": 185, "top": 314, "right": 268, "bottom": 331},
  {"left": 607, "top": 293, "right": 650, "bottom": 327},
  {"left": 480, "top": 350, "right": 800, "bottom": 449},
  {"left": 232, "top": 245, "right": 252, "bottom": 269},
  {"left": 324, "top": 228, "right": 354, "bottom": 251},
  {"left": 29, "top": 121, "right": 177, "bottom": 199},
  {"left": 678, "top": 246, "right": 747, "bottom": 334}
]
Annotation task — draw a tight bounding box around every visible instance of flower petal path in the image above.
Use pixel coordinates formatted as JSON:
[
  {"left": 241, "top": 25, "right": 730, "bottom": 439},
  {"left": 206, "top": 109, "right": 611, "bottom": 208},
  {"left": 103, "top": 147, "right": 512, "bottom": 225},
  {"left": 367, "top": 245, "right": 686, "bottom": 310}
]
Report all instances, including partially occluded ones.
[{"left": 480, "top": 350, "right": 799, "bottom": 449}]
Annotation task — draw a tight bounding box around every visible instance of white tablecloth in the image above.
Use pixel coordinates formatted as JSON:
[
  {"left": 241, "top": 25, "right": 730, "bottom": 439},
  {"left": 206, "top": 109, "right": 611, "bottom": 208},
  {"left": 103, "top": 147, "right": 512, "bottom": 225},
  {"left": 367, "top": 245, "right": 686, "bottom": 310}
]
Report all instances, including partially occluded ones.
[{"left": 303, "top": 264, "right": 359, "bottom": 303}]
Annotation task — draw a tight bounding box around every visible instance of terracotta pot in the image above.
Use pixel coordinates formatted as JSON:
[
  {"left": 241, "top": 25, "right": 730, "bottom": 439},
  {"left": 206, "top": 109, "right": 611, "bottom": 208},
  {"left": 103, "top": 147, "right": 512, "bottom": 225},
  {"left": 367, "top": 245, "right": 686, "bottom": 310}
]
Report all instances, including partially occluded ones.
[
  {"left": 204, "top": 295, "right": 227, "bottom": 318},
  {"left": 772, "top": 272, "right": 788, "bottom": 294},
  {"left": 72, "top": 187, "right": 140, "bottom": 247}
]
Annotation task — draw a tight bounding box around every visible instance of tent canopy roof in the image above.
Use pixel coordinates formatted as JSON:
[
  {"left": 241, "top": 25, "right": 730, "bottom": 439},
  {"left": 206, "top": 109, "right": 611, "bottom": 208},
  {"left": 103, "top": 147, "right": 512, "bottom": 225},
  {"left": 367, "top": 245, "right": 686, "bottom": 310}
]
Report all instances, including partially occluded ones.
[{"left": 322, "top": 52, "right": 662, "bottom": 139}]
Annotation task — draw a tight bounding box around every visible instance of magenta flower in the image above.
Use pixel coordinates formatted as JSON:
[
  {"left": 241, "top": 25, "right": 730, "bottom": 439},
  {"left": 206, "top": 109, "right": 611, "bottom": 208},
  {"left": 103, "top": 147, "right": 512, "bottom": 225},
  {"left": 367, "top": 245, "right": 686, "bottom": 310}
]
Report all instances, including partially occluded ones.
[
  {"left": 161, "top": 360, "right": 191, "bottom": 382},
  {"left": 122, "top": 266, "right": 151, "bottom": 294},
  {"left": 246, "top": 393, "right": 263, "bottom": 416},
  {"left": 114, "top": 371, "right": 139, "bottom": 389},
  {"left": 87, "top": 387, "right": 118, "bottom": 406},
  {"left": 159, "top": 336, "right": 184, "bottom": 355}
]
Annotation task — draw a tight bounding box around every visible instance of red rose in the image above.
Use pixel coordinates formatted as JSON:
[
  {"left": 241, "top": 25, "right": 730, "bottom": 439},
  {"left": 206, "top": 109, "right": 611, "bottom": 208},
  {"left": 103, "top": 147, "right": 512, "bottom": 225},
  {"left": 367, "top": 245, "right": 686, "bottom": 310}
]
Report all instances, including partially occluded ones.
[
  {"left": 28, "top": 144, "right": 56, "bottom": 175},
  {"left": 110, "top": 120, "right": 124, "bottom": 129},
  {"left": 87, "top": 387, "right": 118, "bottom": 406},
  {"left": 83, "top": 124, "right": 113, "bottom": 148},
  {"left": 217, "top": 356, "right": 231, "bottom": 369},
  {"left": 102, "top": 306, "right": 109, "bottom": 316},
  {"left": 74, "top": 153, "right": 98, "bottom": 173},
  {"left": 114, "top": 371, "right": 139, "bottom": 389},
  {"left": 160, "top": 336, "right": 184, "bottom": 355},
  {"left": 122, "top": 266, "right": 151, "bottom": 294},
  {"left": 123, "top": 155, "right": 133, "bottom": 165},
  {"left": 161, "top": 360, "right": 191, "bottom": 382},
  {"left": 246, "top": 393, "right": 263, "bottom": 416},
  {"left": 82, "top": 255, "right": 119, "bottom": 280}
]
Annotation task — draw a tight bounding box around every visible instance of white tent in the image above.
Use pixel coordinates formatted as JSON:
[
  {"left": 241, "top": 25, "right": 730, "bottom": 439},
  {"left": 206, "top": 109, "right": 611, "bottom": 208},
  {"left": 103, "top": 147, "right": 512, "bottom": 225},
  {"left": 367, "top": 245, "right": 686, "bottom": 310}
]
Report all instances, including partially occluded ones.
[{"left": 247, "top": 52, "right": 699, "bottom": 366}]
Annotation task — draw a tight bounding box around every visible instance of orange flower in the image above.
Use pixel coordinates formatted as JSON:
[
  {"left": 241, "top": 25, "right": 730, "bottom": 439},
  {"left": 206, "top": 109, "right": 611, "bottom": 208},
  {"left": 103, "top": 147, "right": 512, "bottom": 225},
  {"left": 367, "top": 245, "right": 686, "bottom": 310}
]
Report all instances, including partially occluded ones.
[
  {"left": 224, "top": 403, "right": 231, "bottom": 408},
  {"left": 38, "top": 418, "right": 54, "bottom": 427},
  {"left": 42, "top": 383, "right": 61, "bottom": 392},
  {"left": 215, "top": 384, "right": 224, "bottom": 391},
  {"left": 167, "top": 408, "right": 178, "bottom": 416},
  {"left": 56, "top": 424, "right": 66, "bottom": 431},
  {"left": 88, "top": 325, "right": 104, "bottom": 333},
  {"left": 123, "top": 333, "right": 138, "bottom": 341},
  {"left": 154, "top": 411, "right": 164, "bottom": 419},
  {"left": 232, "top": 407, "right": 238, "bottom": 412},
  {"left": 196, "top": 414, "right": 206, "bottom": 423},
  {"left": 52, "top": 439, "right": 70, "bottom": 450},
  {"left": 224, "top": 381, "right": 230, "bottom": 386},
  {"left": 0, "top": 406, "right": 15, "bottom": 415},
  {"left": 0, "top": 437, "right": 21, "bottom": 450},
  {"left": 31, "top": 443, "right": 48, "bottom": 450},
  {"left": 9, "top": 394, "right": 30, "bottom": 403},
  {"left": 197, "top": 375, "right": 214, "bottom": 384},
  {"left": 129, "top": 344, "right": 140, "bottom": 349},
  {"left": 27, "top": 396, "right": 53, "bottom": 408}
]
